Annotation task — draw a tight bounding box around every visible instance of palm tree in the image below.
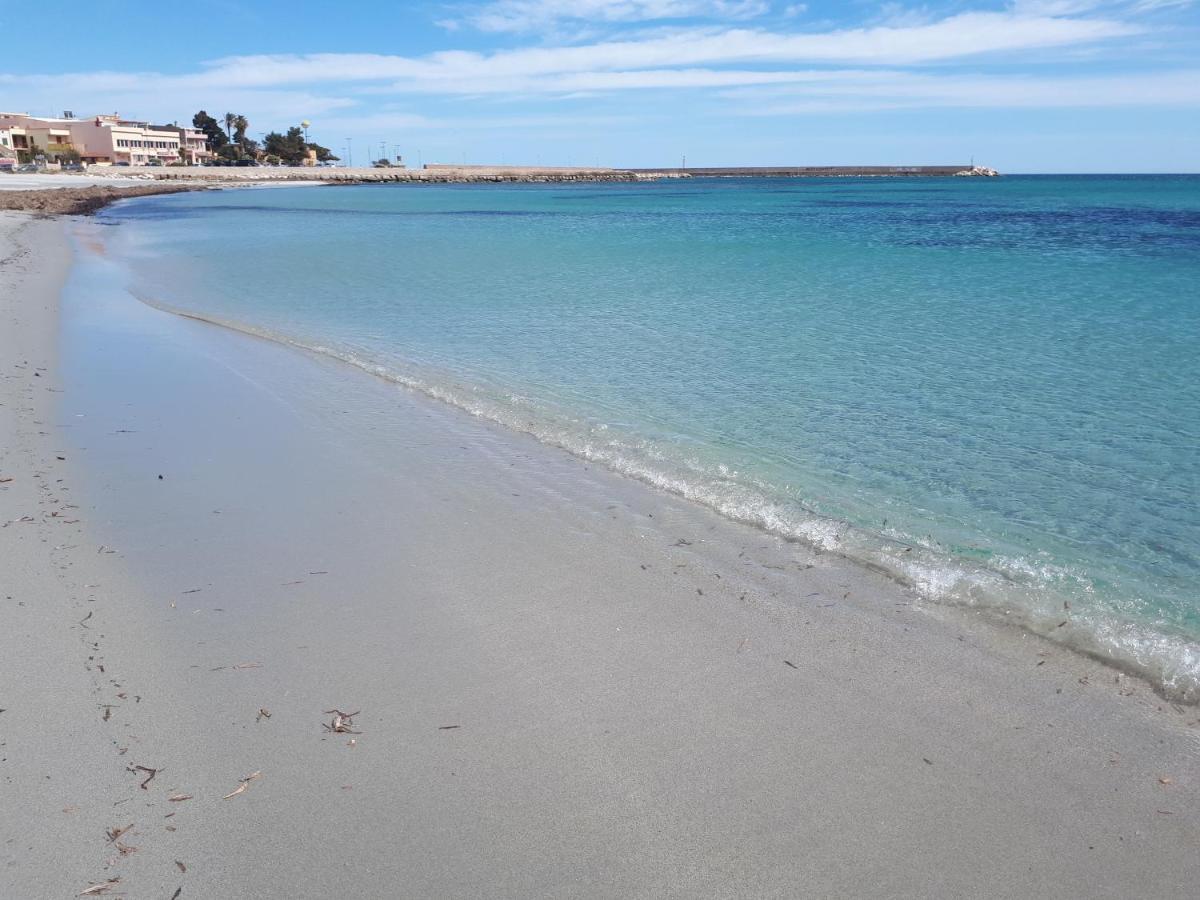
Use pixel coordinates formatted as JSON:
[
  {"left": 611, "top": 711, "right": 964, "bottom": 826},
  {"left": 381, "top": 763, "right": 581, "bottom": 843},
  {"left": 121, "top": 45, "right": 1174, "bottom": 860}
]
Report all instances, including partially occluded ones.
[
  {"left": 223, "top": 112, "right": 237, "bottom": 155},
  {"left": 233, "top": 115, "right": 249, "bottom": 152}
]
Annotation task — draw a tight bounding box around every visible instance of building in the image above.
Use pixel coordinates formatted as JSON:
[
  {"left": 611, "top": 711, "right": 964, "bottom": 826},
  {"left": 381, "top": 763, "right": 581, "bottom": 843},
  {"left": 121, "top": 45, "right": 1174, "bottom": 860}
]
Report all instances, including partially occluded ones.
[
  {"left": 67, "top": 114, "right": 182, "bottom": 165},
  {"left": 0, "top": 112, "right": 76, "bottom": 163},
  {"left": 0, "top": 112, "right": 213, "bottom": 166},
  {"left": 171, "top": 125, "right": 212, "bottom": 165},
  {"left": 0, "top": 125, "right": 16, "bottom": 169}
]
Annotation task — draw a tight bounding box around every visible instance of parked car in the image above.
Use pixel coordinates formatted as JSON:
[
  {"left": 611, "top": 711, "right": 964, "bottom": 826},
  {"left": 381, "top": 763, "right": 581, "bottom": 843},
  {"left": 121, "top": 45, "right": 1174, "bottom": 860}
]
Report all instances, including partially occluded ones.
[
  {"left": 145, "top": 158, "right": 164, "bottom": 167},
  {"left": 234, "top": 158, "right": 260, "bottom": 167},
  {"left": 15, "top": 163, "right": 39, "bottom": 173},
  {"left": 114, "top": 161, "right": 131, "bottom": 167}
]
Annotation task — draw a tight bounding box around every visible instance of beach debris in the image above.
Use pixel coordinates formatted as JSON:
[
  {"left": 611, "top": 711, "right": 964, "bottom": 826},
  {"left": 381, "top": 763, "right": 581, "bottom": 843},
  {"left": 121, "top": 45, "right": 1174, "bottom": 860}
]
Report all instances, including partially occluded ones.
[
  {"left": 158, "top": 475, "right": 163, "bottom": 480},
  {"left": 324, "top": 709, "right": 361, "bottom": 734},
  {"left": 438, "top": 724, "right": 461, "bottom": 730},
  {"left": 222, "top": 771, "right": 262, "bottom": 800},
  {"left": 79, "top": 611, "right": 93, "bottom": 627},
  {"left": 256, "top": 708, "right": 271, "bottom": 722},
  {"left": 0, "top": 477, "right": 12, "bottom": 483},
  {"left": 79, "top": 878, "right": 120, "bottom": 896},
  {"left": 282, "top": 580, "right": 304, "bottom": 586},
  {"left": 923, "top": 758, "right": 934, "bottom": 766},
  {"left": 105, "top": 824, "right": 133, "bottom": 844},
  {"left": 171, "top": 888, "right": 182, "bottom": 900},
  {"left": 347, "top": 738, "right": 357, "bottom": 747},
  {"left": 309, "top": 570, "right": 328, "bottom": 575},
  {"left": 674, "top": 539, "right": 692, "bottom": 546},
  {"left": 1158, "top": 776, "right": 1173, "bottom": 786},
  {"left": 166, "top": 793, "right": 193, "bottom": 803},
  {"left": 233, "top": 662, "right": 262, "bottom": 670},
  {"left": 175, "top": 861, "right": 187, "bottom": 873},
  {"left": 783, "top": 660, "right": 798, "bottom": 669},
  {"left": 181, "top": 589, "right": 201, "bottom": 595},
  {"left": 127, "top": 765, "right": 159, "bottom": 790}
]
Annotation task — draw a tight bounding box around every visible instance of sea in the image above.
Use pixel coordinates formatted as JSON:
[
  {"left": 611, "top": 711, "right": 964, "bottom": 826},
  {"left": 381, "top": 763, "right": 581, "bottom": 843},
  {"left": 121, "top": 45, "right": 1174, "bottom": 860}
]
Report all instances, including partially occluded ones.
[{"left": 92, "top": 175, "right": 1200, "bottom": 699}]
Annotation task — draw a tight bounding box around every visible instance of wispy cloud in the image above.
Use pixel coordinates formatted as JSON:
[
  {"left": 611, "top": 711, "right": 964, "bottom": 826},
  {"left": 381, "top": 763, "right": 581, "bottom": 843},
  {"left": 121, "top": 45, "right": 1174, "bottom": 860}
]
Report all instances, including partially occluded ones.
[
  {"left": 442, "top": 0, "right": 770, "bottom": 33},
  {"left": 724, "top": 67, "right": 1200, "bottom": 110},
  {"left": 184, "top": 10, "right": 1141, "bottom": 94}
]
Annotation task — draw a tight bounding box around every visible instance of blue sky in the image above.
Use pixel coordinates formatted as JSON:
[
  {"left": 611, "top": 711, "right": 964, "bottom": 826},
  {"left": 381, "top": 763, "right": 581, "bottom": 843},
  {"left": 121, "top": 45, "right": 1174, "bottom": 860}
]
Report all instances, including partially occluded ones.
[{"left": 1, "top": 0, "right": 1197, "bottom": 171}]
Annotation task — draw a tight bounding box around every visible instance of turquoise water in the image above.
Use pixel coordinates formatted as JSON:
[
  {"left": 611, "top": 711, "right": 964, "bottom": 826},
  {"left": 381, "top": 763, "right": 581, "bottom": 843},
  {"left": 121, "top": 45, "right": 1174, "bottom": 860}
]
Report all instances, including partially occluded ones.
[{"left": 96, "top": 176, "right": 1200, "bottom": 698}]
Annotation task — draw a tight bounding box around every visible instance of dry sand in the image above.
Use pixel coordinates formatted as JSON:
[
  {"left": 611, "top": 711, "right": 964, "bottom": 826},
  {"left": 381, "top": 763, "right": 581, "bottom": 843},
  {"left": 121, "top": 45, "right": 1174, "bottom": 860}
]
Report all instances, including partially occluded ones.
[{"left": 2, "top": 209, "right": 1199, "bottom": 898}]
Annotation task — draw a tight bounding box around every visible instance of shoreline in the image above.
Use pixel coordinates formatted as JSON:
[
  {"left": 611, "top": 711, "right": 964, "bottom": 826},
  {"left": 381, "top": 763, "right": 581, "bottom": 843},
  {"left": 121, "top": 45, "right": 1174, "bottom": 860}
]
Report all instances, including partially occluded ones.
[
  {"left": 130, "top": 280, "right": 1200, "bottom": 704},
  {"left": 3, "top": 209, "right": 1199, "bottom": 896}
]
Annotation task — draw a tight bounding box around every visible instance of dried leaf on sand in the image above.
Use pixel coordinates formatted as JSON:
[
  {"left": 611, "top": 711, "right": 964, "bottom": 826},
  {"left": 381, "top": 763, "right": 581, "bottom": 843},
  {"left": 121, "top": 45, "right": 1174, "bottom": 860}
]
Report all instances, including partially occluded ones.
[
  {"left": 79, "top": 878, "right": 120, "bottom": 896},
  {"left": 222, "top": 771, "right": 262, "bottom": 800}
]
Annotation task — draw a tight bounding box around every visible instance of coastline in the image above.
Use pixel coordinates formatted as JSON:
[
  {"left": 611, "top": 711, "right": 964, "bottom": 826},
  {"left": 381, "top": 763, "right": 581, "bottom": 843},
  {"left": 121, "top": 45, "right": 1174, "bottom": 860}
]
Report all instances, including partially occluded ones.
[{"left": 3, "top": 209, "right": 1199, "bottom": 897}]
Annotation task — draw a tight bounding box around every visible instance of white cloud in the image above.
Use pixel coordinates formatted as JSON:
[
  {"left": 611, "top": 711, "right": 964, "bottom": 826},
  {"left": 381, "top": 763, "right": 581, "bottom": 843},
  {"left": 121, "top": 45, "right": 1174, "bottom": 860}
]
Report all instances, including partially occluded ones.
[
  {"left": 725, "top": 67, "right": 1200, "bottom": 110},
  {"left": 174, "top": 11, "right": 1140, "bottom": 94},
  {"left": 448, "top": 0, "right": 769, "bottom": 33}
]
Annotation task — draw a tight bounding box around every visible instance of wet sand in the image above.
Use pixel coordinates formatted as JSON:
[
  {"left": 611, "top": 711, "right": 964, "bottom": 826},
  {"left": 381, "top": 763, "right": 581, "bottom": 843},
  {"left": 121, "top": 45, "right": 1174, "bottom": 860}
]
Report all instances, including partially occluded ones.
[{"left": 2, "top": 210, "right": 1199, "bottom": 898}]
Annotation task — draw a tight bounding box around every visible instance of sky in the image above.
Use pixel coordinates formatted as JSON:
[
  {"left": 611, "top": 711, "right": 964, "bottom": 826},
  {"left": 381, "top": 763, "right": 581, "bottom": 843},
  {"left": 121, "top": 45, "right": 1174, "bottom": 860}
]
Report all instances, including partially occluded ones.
[{"left": 1, "top": 0, "right": 1197, "bottom": 171}]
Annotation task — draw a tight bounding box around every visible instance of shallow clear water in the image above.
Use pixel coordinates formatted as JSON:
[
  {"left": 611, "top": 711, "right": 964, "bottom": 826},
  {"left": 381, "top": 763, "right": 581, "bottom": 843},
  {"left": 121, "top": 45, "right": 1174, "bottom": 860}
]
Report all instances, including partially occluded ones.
[{"left": 96, "top": 175, "right": 1200, "bottom": 697}]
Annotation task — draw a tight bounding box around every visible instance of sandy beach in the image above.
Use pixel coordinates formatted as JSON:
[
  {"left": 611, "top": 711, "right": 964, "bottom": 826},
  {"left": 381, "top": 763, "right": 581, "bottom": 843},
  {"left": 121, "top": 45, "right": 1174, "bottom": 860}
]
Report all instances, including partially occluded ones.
[{"left": 2, "top": 205, "right": 1199, "bottom": 898}]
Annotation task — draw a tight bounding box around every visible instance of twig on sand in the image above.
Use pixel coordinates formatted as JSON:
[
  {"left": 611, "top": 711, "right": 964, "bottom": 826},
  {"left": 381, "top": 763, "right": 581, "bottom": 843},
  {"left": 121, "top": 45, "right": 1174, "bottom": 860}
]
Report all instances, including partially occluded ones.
[
  {"left": 175, "top": 860, "right": 187, "bottom": 873},
  {"left": 105, "top": 824, "right": 133, "bottom": 843},
  {"left": 438, "top": 725, "right": 461, "bottom": 730},
  {"left": 127, "top": 765, "right": 159, "bottom": 790},
  {"left": 323, "top": 709, "right": 362, "bottom": 734},
  {"left": 167, "top": 793, "right": 193, "bottom": 803},
  {"left": 79, "top": 878, "right": 120, "bottom": 895},
  {"left": 256, "top": 708, "right": 271, "bottom": 722},
  {"left": 222, "top": 771, "right": 262, "bottom": 800},
  {"left": 170, "top": 888, "right": 182, "bottom": 900}
]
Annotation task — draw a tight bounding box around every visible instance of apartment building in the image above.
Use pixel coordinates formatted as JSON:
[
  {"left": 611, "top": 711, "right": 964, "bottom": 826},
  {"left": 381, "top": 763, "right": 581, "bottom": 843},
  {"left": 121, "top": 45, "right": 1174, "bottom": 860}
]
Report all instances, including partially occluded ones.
[
  {"left": 68, "top": 114, "right": 182, "bottom": 165},
  {"left": 0, "top": 112, "right": 213, "bottom": 166},
  {"left": 0, "top": 112, "right": 76, "bottom": 162}
]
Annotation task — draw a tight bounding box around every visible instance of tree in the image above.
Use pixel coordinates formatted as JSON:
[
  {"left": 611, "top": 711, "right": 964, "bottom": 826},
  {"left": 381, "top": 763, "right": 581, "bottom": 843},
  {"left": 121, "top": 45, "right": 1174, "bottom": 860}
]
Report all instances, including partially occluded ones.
[
  {"left": 262, "top": 126, "right": 310, "bottom": 164},
  {"left": 309, "top": 142, "right": 336, "bottom": 162},
  {"left": 192, "top": 110, "right": 228, "bottom": 150},
  {"left": 223, "top": 112, "right": 237, "bottom": 154},
  {"left": 233, "top": 114, "right": 251, "bottom": 153}
]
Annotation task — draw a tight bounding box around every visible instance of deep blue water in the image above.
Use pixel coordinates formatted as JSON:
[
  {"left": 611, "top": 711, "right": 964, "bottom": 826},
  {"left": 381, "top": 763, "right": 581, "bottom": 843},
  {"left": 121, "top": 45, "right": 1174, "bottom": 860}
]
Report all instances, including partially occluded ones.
[{"left": 96, "top": 175, "right": 1200, "bottom": 697}]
